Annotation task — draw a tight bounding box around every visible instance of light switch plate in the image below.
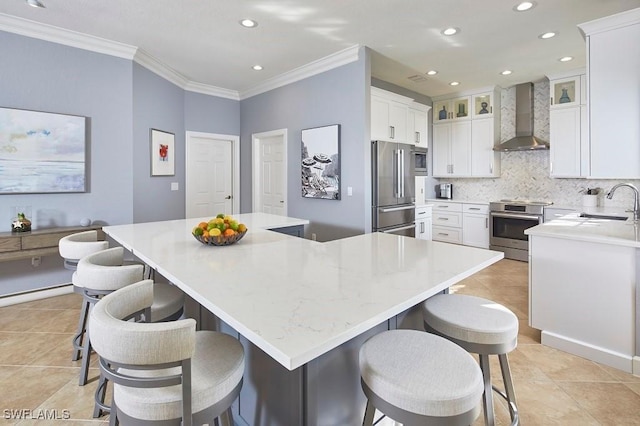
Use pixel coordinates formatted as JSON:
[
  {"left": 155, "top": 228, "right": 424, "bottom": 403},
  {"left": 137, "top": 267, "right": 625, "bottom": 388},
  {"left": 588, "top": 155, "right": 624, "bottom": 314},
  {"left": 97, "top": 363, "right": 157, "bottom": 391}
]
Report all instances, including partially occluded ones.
[
  {"left": 171, "top": 182, "right": 179, "bottom": 191},
  {"left": 347, "top": 186, "right": 353, "bottom": 196}
]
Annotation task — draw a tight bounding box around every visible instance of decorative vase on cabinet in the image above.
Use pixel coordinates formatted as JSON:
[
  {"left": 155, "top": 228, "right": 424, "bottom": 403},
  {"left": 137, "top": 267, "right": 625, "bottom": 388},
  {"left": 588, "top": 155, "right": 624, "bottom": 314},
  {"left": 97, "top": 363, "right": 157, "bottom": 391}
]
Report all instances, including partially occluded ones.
[
  {"left": 439, "top": 106, "right": 447, "bottom": 120},
  {"left": 559, "top": 88, "right": 571, "bottom": 104}
]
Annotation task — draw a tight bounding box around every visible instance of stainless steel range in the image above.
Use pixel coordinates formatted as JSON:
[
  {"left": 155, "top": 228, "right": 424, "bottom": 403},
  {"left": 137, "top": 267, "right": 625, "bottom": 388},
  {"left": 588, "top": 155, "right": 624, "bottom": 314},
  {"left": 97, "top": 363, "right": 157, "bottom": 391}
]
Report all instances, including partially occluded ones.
[{"left": 489, "top": 199, "right": 553, "bottom": 261}]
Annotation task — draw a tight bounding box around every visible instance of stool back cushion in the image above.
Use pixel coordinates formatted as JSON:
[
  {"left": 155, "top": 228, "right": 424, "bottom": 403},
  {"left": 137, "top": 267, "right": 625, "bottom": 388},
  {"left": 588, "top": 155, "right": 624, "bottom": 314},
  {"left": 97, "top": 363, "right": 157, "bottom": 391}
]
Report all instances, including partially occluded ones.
[
  {"left": 76, "top": 247, "right": 144, "bottom": 292},
  {"left": 58, "top": 230, "right": 109, "bottom": 261},
  {"left": 90, "top": 280, "right": 196, "bottom": 365}
]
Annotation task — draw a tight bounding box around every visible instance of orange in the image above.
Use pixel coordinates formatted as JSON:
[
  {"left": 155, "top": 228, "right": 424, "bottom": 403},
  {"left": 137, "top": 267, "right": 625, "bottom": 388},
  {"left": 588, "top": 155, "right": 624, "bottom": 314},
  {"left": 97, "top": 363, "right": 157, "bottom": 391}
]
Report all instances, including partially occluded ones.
[
  {"left": 199, "top": 222, "right": 208, "bottom": 230},
  {"left": 223, "top": 228, "right": 235, "bottom": 237}
]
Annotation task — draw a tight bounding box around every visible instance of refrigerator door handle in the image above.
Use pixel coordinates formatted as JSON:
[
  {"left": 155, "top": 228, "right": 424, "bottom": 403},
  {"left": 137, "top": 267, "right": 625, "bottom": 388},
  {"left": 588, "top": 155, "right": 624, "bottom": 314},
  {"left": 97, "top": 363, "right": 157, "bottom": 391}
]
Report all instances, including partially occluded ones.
[
  {"left": 399, "top": 149, "right": 405, "bottom": 198},
  {"left": 379, "top": 205, "right": 415, "bottom": 213},
  {"left": 395, "top": 149, "right": 401, "bottom": 197},
  {"left": 381, "top": 224, "right": 415, "bottom": 233}
]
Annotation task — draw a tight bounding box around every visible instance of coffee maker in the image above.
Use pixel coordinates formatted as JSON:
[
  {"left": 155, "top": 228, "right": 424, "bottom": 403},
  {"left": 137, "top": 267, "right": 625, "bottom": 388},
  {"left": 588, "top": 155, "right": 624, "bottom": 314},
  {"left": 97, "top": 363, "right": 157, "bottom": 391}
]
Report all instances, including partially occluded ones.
[{"left": 435, "top": 183, "right": 453, "bottom": 199}]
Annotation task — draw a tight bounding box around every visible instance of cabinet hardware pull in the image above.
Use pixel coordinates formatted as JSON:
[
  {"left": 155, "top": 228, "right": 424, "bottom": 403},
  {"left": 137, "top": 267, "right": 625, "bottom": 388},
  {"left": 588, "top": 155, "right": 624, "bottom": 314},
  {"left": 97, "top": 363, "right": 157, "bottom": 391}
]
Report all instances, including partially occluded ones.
[
  {"left": 416, "top": 131, "right": 420, "bottom": 143},
  {"left": 490, "top": 163, "right": 493, "bottom": 174},
  {"left": 485, "top": 218, "right": 489, "bottom": 228},
  {"left": 438, "top": 217, "right": 449, "bottom": 221},
  {"left": 418, "top": 212, "right": 426, "bottom": 216},
  {"left": 469, "top": 207, "right": 480, "bottom": 210},
  {"left": 420, "top": 222, "right": 425, "bottom": 233},
  {"left": 438, "top": 205, "right": 448, "bottom": 208},
  {"left": 438, "top": 233, "right": 449, "bottom": 236}
]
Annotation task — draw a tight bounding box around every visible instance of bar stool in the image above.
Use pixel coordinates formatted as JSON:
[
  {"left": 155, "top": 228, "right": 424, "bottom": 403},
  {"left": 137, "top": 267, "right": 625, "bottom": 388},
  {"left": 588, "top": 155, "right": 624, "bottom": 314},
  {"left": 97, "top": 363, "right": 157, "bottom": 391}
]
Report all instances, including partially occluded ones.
[
  {"left": 73, "top": 247, "right": 185, "bottom": 387},
  {"left": 58, "top": 230, "right": 109, "bottom": 271},
  {"left": 422, "top": 294, "right": 519, "bottom": 426},
  {"left": 359, "top": 329, "right": 483, "bottom": 425}
]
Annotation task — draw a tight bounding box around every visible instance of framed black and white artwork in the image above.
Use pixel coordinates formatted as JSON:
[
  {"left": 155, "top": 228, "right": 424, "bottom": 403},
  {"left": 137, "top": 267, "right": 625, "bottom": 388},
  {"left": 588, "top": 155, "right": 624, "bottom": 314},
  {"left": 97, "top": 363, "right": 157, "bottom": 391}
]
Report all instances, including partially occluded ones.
[{"left": 301, "top": 124, "right": 340, "bottom": 200}]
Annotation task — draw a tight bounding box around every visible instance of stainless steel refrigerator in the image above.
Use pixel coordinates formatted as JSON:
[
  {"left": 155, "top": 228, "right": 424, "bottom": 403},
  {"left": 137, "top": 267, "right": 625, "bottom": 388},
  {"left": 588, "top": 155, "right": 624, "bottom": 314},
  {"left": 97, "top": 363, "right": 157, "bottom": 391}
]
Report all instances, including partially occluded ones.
[{"left": 372, "top": 140, "right": 416, "bottom": 236}]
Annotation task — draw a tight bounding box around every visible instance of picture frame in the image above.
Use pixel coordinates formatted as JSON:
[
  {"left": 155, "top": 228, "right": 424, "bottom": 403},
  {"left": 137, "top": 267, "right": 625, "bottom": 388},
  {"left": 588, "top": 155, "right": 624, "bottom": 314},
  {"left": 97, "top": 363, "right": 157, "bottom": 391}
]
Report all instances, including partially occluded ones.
[
  {"left": 301, "top": 124, "right": 340, "bottom": 200},
  {"left": 150, "top": 128, "right": 175, "bottom": 176},
  {"left": 0, "top": 106, "right": 87, "bottom": 194}
]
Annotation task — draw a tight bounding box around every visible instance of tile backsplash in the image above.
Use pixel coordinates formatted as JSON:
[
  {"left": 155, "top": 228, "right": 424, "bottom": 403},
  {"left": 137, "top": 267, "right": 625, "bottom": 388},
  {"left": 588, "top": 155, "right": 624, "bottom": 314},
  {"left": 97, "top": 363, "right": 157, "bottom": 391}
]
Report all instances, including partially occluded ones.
[{"left": 439, "top": 81, "right": 640, "bottom": 209}]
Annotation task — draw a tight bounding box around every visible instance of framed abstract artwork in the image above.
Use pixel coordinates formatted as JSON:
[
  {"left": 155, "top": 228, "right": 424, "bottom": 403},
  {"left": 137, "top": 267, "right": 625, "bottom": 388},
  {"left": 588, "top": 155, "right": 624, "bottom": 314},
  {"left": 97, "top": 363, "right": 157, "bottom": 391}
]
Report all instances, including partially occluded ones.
[
  {"left": 301, "top": 124, "right": 340, "bottom": 200},
  {"left": 0, "top": 106, "right": 87, "bottom": 194},
  {"left": 150, "top": 128, "right": 175, "bottom": 176}
]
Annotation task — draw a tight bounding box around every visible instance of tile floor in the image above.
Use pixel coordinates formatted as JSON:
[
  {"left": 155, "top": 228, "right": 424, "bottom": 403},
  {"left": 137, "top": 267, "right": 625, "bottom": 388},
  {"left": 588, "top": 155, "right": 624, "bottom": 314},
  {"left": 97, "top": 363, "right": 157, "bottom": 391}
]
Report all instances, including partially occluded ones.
[{"left": 0, "top": 259, "right": 639, "bottom": 425}]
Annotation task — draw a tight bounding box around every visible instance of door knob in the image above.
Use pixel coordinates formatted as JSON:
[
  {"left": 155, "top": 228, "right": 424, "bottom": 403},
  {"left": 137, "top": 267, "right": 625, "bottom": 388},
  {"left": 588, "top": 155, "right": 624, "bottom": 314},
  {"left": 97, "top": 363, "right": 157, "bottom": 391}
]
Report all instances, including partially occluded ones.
[
  {"left": 280, "top": 200, "right": 284, "bottom": 203},
  {"left": 225, "top": 195, "right": 232, "bottom": 199}
]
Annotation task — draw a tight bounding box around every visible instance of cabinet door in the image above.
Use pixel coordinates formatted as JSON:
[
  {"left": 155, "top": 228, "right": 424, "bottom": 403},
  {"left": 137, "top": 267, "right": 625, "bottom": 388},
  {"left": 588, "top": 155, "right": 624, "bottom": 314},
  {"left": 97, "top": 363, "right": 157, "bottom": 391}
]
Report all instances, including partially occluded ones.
[
  {"left": 415, "top": 218, "right": 431, "bottom": 240},
  {"left": 432, "top": 124, "right": 451, "bottom": 176},
  {"left": 550, "top": 76, "right": 581, "bottom": 108},
  {"left": 409, "top": 108, "right": 428, "bottom": 148},
  {"left": 589, "top": 22, "right": 640, "bottom": 178},
  {"left": 371, "top": 96, "right": 391, "bottom": 141},
  {"left": 389, "top": 101, "right": 407, "bottom": 142},
  {"left": 472, "top": 92, "right": 495, "bottom": 118},
  {"left": 471, "top": 118, "right": 498, "bottom": 177},
  {"left": 450, "top": 121, "right": 471, "bottom": 176},
  {"left": 462, "top": 213, "right": 489, "bottom": 248},
  {"left": 550, "top": 107, "right": 581, "bottom": 177}
]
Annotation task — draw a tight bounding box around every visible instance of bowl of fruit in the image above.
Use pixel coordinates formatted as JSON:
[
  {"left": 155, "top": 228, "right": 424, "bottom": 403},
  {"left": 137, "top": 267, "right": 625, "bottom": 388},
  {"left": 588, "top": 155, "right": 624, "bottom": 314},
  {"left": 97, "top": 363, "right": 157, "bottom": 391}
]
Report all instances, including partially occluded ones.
[{"left": 192, "top": 214, "right": 248, "bottom": 246}]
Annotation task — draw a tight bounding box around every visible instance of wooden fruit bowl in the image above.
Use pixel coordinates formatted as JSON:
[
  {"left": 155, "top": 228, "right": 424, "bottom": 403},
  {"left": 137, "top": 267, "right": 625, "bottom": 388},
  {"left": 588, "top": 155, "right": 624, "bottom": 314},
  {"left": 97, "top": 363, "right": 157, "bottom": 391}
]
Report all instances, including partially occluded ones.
[{"left": 193, "top": 230, "right": 247, "bottom": 246}]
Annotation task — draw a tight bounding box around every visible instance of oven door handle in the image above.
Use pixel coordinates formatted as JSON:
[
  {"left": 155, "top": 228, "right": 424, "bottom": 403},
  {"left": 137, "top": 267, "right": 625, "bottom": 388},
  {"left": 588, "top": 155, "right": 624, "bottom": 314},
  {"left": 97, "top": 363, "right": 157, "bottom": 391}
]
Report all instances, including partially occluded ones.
[
  {"left": 381, "top": 224, "right": 415, "bottom": 233},
  {"left": 490, "top": 212, "right": 542, "bottom": 221}
]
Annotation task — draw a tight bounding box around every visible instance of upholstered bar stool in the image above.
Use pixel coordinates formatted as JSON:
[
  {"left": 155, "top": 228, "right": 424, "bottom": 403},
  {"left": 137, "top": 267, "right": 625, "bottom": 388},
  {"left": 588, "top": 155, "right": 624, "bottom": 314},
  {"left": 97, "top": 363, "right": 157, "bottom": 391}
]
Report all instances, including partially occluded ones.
[
  {"left": 58, "top": 230, "right": 109, "bottom": 271},
  {"left": 73, "top": 247, "right": 185, "bottom": 387},
  {"left": 422, "top": 294, "right": 519, "bottom": 426},
  {"left": 359, "top": 329, "right": 484, "bottom": 426},
  {"left": 90, "top": 280, "right": 244, "bottom": 426}
]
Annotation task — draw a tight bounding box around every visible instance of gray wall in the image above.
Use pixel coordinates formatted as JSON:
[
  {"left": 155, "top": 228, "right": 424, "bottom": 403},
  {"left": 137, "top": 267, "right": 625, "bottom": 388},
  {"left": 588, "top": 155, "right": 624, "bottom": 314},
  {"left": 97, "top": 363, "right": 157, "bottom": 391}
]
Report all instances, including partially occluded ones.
[
  {"left": 240, "top": 47, "right": 368, "bottom": 241},
  {"left": 0, "top": 32, "right": 240, "bottom": 296},
  {"left": 0, "top": 31, "right": 134, "bottom": 295}
]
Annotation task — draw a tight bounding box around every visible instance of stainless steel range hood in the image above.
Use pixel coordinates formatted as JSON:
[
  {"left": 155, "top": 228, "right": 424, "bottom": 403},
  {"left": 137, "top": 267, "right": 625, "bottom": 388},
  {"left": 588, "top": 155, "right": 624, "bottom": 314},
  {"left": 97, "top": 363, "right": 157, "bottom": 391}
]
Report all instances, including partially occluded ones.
[{"left": 494, "top": 83, "right": 549, "bottom": 151}]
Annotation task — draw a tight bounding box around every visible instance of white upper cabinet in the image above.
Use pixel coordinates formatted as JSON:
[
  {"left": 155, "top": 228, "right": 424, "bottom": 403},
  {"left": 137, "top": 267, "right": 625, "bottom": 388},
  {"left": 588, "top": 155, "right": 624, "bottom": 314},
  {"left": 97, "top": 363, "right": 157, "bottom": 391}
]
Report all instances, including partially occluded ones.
[
  {"left": 433, "top": 87, "right": 500, "bottom": 178},
  {"left": 579, "top": 9, "right": 640, "bottom": 178},
  {"left": 547, "top": 70, "right": 587, "bottom": 178},
  {"left": 408, "top": 102, "right": 430, "bottom": 148},
  {"left": 371, "top": 87, "right": 412, "bottom": 143}
]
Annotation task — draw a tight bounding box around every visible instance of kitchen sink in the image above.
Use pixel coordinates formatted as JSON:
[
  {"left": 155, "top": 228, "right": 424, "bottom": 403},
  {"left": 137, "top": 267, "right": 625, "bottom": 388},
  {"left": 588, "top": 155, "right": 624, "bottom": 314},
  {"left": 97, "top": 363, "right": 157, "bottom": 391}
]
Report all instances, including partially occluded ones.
[{"left": 578, "top": 213, "right": 628, "bottom": 221}]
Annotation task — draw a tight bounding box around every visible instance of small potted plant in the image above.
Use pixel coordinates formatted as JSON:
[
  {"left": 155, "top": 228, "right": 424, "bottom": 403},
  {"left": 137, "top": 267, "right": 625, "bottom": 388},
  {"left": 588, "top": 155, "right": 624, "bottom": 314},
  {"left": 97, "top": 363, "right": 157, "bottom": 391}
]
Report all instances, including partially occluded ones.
[
  {"left": 11, "top": 210, "right": 32, "bottom": 233},
  {"left": 581, "top": 187, "right": 601, "bottom": 207}
]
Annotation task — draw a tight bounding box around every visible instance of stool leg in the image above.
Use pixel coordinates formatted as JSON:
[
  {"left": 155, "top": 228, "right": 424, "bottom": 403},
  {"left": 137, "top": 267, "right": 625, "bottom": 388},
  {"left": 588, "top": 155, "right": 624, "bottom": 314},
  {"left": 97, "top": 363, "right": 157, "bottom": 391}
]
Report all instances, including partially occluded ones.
[
  {"left": 93, "top": 371, "right": 110, "bottom": 417},
  {"left": 498, "top": 353, "right": 518, "bottom": 422},
  {"left": 71, "top": 299, "right": 90, "bottom": 361},
  {"left": 479, "top": 354, "right": 495, "bottom": 426},
  {"left": 362, "top": 400, "right": 375, "bottom": 426},
  {"left": 78, "top": 327, "right": 92, "bottom": 386}
]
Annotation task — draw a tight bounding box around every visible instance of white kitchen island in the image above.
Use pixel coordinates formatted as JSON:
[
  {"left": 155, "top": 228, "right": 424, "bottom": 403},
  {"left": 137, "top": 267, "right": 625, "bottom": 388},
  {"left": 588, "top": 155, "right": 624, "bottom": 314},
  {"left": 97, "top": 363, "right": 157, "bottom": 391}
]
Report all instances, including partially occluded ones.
[
  {"left": 104, "top": 212, "right": 503, "bottom": 426},
  {"left": 526, "top": 213, "right": 640, "bottom": 376}
]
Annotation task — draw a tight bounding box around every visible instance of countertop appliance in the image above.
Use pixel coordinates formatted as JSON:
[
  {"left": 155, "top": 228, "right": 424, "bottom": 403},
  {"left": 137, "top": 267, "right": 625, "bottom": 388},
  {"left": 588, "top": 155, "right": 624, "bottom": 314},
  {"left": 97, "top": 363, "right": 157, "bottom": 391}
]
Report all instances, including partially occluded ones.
[
  {"left": 489, "top": 199, "right": 553, "bottom": 261},
  {"left": 372, "top": 140, "right": 416, "bottom": 237},
  {"left": 435, "top": 183, "right": 453, "bottom": 199},
  {"left": 413, "top": 147, "right": 428, "bottom": 176}
]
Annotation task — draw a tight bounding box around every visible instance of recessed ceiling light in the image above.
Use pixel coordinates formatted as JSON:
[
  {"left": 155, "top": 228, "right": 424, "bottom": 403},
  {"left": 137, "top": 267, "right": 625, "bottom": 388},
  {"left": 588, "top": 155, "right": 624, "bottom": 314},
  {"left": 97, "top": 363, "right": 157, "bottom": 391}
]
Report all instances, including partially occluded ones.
[
  {"left": 513, "top": 1, "right": 536, "bottom": 12},
  {"left": 441, "top": 27, "right": 460, "bottom": 36},
  {"left": 449, "top": 81, "right": 460, "bottom": 86},
  {"left": 501, "top": 70, "right": 513, "bottom": 75},
  {"left": 252, "top": 65, "right": 263, "bottom": 71},
  {"left": 26, "top": 0, "right": 45, "bottom": 8},
  {"left": 539, "top": 32, "right": 556, "bottom": 39},
  {"left": 240, "top": 19, "right": 258, "bottom": 28},
  {"left": 559, "top": 56, "right": 573, "bottom": 62},
  {"left": 426, "top": 70, "right": 438, "bottom": 76}
]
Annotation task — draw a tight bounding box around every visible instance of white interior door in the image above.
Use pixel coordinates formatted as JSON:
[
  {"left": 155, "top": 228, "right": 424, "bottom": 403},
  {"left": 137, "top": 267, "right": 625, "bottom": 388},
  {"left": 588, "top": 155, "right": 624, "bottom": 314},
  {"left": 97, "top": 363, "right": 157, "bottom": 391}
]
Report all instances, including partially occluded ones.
[
  {"left": 186, "top": 132, "right": 240, "bottom": 218},
  {"left": 253, "top": 129, "right": 287, "bottom": 215}
]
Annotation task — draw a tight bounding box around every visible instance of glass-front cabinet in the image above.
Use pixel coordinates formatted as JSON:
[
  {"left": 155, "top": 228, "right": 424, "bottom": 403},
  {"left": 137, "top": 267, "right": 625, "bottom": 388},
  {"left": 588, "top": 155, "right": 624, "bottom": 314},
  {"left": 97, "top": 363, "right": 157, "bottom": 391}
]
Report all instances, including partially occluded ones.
[
  {"left": 433, "top": 96, "right": 471, "bottom": 123},
  {"left": 550, "top": 75, "right": 581, "bottom": 108},
  {"left": 471, "top": 92, "right": 496, "bottom": 118}
]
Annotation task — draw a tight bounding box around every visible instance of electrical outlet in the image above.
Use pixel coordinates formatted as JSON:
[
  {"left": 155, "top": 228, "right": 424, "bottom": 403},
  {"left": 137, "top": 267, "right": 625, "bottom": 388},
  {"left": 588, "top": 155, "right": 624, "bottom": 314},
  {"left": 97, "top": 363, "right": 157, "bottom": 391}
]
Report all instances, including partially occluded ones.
[
  {"left": 31, "top": 256, "right": 41, "bottom": 267},
  {"left": 311, "top": 233, "right": 317, "bottom": 241}
]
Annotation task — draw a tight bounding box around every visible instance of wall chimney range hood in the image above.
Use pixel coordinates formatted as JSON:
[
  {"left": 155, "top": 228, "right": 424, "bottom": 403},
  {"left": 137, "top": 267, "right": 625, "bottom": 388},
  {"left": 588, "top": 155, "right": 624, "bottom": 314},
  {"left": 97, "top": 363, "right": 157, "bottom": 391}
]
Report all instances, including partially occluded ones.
[{"left": 494, "top": 83, "right": 549, "bottom": 151}]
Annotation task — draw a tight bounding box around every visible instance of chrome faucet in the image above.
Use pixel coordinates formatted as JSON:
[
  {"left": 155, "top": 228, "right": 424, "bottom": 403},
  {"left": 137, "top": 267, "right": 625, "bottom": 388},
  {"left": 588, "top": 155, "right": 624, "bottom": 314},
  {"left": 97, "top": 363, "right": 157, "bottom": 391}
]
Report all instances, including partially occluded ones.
[{"left": 606, "top": 183, "right": 640, "bottom": 221}]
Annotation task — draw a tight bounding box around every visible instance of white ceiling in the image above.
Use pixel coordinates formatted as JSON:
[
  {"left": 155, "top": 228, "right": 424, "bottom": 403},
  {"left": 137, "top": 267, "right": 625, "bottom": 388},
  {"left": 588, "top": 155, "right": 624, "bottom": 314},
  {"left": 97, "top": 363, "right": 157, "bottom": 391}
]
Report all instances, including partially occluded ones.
[{"left": 1, "top": 0, "right": 639, "bottom": 98}]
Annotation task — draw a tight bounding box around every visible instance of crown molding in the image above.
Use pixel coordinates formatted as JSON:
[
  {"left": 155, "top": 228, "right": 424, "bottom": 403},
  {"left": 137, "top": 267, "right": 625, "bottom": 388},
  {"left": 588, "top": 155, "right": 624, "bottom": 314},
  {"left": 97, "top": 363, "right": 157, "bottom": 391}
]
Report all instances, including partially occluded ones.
[
  {"left": 133, "top": 49, "right": 189, "bottom": 88},
  {"left": 240, "top": 45, "right": 361, "bottom": 100},
  {"left": 184, "top": 81, "right": 240, "bottom": 101},
  {"left": 578, "top": 7, "right": 640, "bottom": 36},
  {"left": 0, "top": 13, "right": 137, "bottom": 59}
]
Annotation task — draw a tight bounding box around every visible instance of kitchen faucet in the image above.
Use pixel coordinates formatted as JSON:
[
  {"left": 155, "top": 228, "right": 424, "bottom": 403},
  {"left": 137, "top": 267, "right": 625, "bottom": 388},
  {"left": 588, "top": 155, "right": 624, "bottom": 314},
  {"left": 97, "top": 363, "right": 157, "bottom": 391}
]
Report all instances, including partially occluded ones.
[{"left": 606, "top": 183, "right": 640, "bottom": 221}]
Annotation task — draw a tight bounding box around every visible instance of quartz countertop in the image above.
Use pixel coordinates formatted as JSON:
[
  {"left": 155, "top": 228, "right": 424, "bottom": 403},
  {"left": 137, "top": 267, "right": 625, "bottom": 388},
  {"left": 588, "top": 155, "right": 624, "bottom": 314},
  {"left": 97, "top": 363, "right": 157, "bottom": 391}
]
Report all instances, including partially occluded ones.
[
  {"left": 104, "top": 213, "right": 503, "bottom": 370},
  {"left": 426, "top": 198, "right": 489, "bottom": 205},
  {"left": 526, "top": 211, "right": 640, "bottom": 248}
]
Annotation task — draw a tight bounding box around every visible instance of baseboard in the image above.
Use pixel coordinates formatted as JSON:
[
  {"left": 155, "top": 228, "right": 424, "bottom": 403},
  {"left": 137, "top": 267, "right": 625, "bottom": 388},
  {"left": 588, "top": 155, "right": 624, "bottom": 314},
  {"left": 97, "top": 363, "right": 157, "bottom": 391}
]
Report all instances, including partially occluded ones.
[
  {"left": 0, "top": 284, "right": 73, "bottom": 308},
  {"left": 541, "top": 330, "right": 633, "bottom": 373},
  {"left": 634, "top": 356, "right": 640, "bottom": 377}
]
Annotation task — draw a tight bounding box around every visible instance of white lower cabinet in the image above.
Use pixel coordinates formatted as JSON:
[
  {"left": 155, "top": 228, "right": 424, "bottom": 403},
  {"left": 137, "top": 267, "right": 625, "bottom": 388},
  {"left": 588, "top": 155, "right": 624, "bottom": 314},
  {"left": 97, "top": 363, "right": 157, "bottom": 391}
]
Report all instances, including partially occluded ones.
[
  {"left": 415, "top": 205, "right": 432, "bottom": 240},
  {"left": 431, "top": 201, "right": 489, "bottom": 247},
  {"left": 462, "top": 204, "right": 489, "bottom": 249},
  {"left": 431, "top": 201, "right": 463, "bottom": 244}
]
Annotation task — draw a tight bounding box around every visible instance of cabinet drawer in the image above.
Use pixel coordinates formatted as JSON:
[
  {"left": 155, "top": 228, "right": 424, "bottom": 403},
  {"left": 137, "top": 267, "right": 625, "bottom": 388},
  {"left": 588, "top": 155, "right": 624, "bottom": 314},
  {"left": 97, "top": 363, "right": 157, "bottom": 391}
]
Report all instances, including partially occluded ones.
[
  {"left": 431, "top": 202, "right": 462, "bottom": 212},
  {"left": 0, "top": 237, "right": 21, "bottom": 253},
  {"left": 432, "top": 226, "right": 462, "bottom": 244},
  {"left": 462, "top": 203, "right": 489, "bottom": 214},
  {"left": 415, "top": 206, "right": 433, "bottom": 219},
  {"left": 432, "top": 212, "right": 462, "bottom": 227}
]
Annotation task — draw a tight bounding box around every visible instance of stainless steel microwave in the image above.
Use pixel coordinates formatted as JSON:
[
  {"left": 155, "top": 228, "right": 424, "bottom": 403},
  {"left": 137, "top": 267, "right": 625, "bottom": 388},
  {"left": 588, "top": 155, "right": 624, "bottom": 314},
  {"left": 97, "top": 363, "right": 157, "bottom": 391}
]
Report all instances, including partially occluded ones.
[{"left": 412, "top": 147, "right": 428, "bottom": 176}]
